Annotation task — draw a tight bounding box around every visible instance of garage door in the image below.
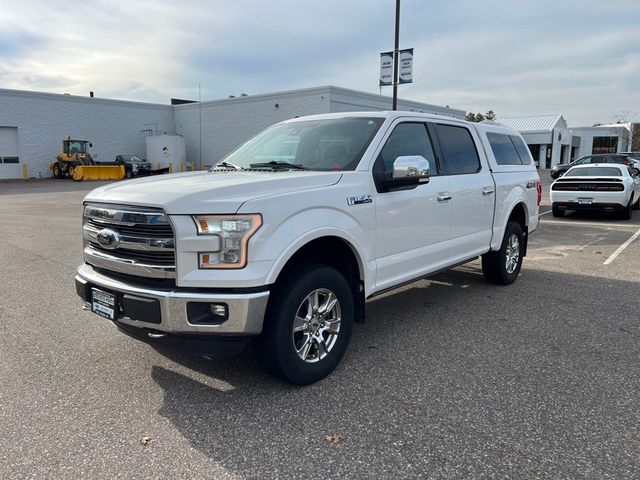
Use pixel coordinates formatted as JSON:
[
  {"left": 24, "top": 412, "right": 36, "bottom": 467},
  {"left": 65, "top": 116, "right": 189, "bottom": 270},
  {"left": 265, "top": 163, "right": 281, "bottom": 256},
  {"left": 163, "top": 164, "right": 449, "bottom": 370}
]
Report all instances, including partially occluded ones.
[{"left": 0, "top": 127, "right": 21, "bottom": 179}]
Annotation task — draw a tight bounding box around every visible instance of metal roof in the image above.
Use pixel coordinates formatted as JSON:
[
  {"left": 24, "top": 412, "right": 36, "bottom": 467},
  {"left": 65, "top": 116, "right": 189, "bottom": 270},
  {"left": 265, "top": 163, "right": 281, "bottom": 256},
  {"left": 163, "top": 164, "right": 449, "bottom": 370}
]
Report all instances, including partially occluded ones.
[{"left": 499, "top": 114, "right": 566, "bottom": 132}]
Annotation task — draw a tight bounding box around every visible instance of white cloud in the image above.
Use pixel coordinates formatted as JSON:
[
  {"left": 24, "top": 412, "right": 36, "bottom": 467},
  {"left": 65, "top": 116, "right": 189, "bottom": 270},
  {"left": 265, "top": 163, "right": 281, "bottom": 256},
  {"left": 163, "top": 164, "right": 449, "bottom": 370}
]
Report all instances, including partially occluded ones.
[{"left": 0, "top": 0, "right": 638, "bottom": 125}]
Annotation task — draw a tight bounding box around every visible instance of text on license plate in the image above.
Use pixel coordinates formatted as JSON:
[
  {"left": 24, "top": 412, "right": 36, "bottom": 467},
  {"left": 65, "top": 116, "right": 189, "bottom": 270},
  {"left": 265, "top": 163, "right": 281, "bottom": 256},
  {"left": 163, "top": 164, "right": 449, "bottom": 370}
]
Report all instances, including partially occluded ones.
[
  {"left": 91, "top": 288, "right": 116, "bottom": 320},
  {"left": 577, "top": 197, "right": 593, "bottom": 204}
]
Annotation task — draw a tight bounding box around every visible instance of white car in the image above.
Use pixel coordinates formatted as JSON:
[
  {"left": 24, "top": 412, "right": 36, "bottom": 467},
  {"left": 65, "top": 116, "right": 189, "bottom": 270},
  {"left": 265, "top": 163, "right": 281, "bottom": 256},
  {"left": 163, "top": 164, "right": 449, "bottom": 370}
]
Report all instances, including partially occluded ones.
[{"left": 551, "top": 163, "right": 640, "bottom": 219}]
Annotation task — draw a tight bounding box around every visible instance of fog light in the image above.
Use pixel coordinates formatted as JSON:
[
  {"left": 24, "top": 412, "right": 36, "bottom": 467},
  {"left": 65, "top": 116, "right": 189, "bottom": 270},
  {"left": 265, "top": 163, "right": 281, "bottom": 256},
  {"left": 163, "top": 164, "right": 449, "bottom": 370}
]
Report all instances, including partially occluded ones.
[
  {"left": 187, "top": 302, "right": 229, "bottom": 325},
  {"left": 210, "top": 303, "right": 228, "bottom": 317}
]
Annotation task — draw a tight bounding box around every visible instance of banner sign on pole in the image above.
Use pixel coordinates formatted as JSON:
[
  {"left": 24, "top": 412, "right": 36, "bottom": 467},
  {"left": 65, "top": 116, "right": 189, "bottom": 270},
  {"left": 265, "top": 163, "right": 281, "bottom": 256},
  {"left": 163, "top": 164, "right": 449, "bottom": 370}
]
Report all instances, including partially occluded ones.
[
  {"left": 398, "top": 48, "right": 413, "bottom": 84},
  {"left": 379, "top": 51, "right": 393, "bottom": 87},
  {"left": 380, "top": 48, "right": 413, "bottom": 87}
]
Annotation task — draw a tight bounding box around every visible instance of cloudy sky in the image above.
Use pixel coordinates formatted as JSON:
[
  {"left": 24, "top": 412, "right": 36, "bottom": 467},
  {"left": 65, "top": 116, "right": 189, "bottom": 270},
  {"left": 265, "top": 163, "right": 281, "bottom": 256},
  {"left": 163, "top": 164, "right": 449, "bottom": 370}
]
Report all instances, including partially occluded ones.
[{"left": 0, "top": 0, "right": 637, "bottom": 126}]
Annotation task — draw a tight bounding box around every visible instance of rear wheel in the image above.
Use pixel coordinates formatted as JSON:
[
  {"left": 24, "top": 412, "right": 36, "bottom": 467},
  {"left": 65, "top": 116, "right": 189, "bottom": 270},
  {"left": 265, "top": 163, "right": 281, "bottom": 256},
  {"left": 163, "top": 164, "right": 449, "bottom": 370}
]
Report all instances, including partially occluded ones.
[
  {"left": 552, "top": 205, "right": 564, "bottom": 217},
  {"left": 253, "top": 263, "right": 354, "bottom": 385},
  {"left": 621, "top": 197, "right": 633, "bottom": 220},
  {"left": 632, "top": 195, "right": 639, "bottom": 211},
  {"left": 482, "top": 222, "right": 524, "bottom": 285}
]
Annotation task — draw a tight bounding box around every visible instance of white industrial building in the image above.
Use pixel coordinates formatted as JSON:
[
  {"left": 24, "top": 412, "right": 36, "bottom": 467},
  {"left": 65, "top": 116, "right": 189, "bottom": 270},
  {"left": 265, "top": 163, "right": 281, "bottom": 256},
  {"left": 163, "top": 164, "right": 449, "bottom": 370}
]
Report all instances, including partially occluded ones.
[
  {"left": 500, "top": 114, "right": 633, "bottom": 168},
  {"left": 0, "top": 85, "right": 465, "bottom": 180},
  {"left": 570, "top": 123, "right": 632, "bottom": 157}
]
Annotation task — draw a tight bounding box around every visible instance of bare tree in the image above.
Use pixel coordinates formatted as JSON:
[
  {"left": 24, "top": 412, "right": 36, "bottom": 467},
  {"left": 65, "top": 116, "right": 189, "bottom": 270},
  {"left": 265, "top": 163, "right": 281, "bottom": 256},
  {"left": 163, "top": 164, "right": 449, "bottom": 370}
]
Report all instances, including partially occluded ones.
[{"left": 613, "top": 110, "right": 638, "bottom": 151}]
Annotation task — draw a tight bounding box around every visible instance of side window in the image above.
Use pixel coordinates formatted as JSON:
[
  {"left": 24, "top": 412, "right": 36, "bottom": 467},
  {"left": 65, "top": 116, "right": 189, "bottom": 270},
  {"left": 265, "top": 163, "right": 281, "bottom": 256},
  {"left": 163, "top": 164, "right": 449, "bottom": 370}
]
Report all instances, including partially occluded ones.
[
  {"left": 375, "top": 123, "right": 437, "bottom": 175},
  {"left": 510, "top": 135, "right": 532, "bottom": 165},
  {"left": 435, "top": 124, "right": 480, "bottom": 175},
  {"left": 576, "top": 156, "right": 590, "bottom": 164},
  {"left": 486, "top": 133, "right": 521, "bottom": 165}
]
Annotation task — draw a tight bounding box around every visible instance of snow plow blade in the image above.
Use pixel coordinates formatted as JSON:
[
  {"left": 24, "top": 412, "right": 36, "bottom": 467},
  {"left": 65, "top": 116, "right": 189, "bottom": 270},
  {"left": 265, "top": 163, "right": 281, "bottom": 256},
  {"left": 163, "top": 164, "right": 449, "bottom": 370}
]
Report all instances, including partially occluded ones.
[{"left": 72, "top": 165, "right": 125, "bottom": 181}]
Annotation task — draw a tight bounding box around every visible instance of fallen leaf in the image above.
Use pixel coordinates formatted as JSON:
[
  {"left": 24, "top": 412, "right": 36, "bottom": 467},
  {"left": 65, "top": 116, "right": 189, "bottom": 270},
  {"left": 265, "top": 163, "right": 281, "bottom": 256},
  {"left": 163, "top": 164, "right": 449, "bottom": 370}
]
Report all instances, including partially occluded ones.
[
  {"left": 139, "top": 436, "right": 155, "bottom": 446},
  {"left": 325, "top": 434, "right": 344, "bottom": 444}
]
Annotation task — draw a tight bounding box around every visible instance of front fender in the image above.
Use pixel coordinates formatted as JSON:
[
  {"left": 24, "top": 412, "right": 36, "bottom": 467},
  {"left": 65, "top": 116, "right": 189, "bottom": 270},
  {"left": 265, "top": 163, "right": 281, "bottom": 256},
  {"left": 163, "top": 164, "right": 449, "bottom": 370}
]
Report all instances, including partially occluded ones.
[{"left": 255, "top": 207, "right": 375, "bottom": 295}]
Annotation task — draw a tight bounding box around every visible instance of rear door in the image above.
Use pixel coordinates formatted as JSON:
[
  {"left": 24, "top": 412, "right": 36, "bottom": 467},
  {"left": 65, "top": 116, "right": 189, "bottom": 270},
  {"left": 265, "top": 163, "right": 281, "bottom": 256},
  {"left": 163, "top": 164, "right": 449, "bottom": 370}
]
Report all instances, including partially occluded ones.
[{"left": 431, "top": 122, "right": 494, "bottom": 261}]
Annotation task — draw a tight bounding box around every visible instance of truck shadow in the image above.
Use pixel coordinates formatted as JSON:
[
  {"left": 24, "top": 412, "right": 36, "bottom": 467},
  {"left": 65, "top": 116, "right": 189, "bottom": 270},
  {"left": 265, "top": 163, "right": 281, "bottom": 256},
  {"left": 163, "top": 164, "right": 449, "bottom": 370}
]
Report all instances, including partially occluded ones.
[{"left": 148, "top": 265, "right": 640, "bottom": 478}]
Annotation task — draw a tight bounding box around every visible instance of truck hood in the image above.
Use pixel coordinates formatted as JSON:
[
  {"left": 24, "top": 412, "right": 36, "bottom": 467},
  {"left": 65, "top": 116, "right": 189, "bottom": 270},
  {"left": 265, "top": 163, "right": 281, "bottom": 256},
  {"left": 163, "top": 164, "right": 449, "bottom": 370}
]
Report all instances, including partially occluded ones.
[{"left": 83, "top": 170, "right": 343, "bottom": 214}]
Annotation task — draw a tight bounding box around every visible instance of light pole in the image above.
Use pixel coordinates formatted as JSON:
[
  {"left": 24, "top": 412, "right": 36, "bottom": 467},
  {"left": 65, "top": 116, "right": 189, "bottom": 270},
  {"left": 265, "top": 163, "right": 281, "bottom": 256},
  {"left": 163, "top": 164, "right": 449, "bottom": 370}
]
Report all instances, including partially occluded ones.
[{"left": 392, "top": 0, "right": 400, "bottom": 110}]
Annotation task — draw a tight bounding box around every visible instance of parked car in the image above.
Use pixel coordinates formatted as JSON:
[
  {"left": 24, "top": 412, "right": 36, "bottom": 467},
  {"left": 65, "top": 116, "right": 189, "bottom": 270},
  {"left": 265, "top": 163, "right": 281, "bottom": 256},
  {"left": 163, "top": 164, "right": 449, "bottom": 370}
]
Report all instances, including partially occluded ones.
[
  {"left": 114, "top": 155, "right": 153, "bottom": 178},
  {"left": 551, "top": 164, "right": 640, "bottom": 219},
  {"left": 550, "top": 154, "right": 640, "bottom": 179},
  {"left": 621, "top": 152, "right": 640, "bottom": 161},
  {"left": 75, "top": 111, "right": 541, "bottom": 385}
]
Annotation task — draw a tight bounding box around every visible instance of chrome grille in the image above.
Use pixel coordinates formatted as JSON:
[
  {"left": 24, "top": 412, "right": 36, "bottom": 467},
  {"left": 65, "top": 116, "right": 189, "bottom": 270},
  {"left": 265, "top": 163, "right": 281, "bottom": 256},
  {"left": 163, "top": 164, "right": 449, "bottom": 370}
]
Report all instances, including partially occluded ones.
[{"left": 83, "top": 203, "right": 176, "bottom": 279}]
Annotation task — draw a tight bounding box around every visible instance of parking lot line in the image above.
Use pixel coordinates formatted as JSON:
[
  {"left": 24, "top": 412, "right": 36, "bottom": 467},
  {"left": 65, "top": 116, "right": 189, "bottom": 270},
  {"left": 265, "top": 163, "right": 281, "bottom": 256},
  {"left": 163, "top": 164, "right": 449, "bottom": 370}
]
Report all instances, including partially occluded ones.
[
  {"left": 603, "top": 226, "right": 640, "bottom": 265},
  {"left": 538, "top": 209, "right": 552, "bottom": 216},
  {"left": 540, "top": 218, "right": 639, "bottom": 230}
]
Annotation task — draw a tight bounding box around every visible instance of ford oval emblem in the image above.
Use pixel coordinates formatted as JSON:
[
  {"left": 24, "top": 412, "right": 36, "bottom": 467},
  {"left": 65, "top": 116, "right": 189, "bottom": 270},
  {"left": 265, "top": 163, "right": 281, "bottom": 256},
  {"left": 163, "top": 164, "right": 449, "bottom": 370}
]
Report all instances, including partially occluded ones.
[{"left": 96, "top": 228, "right": 120, "bottom": 250}]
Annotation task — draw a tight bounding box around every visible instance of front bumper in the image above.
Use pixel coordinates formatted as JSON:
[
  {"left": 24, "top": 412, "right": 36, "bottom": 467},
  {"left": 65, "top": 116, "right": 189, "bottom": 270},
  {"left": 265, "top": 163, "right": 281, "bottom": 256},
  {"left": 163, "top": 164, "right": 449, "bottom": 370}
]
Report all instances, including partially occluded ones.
[{"left": 75, "top": 264, "right": 269, "bottom": 336}]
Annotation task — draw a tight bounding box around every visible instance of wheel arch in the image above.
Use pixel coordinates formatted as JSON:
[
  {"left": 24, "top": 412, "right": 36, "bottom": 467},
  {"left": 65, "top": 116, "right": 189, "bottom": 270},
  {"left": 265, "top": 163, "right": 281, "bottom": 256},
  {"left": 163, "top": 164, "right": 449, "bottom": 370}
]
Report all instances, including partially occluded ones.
[
  {"left": 266, "top": 233, "right": 367, "bottom": 323},
  {"left": 491, "top": 197, "right": 530, "bottom": 254}
]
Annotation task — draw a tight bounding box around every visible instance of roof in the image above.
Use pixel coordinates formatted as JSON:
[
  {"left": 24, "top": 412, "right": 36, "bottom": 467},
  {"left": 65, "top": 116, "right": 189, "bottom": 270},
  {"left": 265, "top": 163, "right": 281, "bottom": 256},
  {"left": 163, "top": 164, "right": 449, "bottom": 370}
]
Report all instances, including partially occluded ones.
[
  {"left": 499, "top": 114, "right": 566, "bottom": 132},
  {"left": 281, "top": 110, "right": 469, "bottom": 124}
]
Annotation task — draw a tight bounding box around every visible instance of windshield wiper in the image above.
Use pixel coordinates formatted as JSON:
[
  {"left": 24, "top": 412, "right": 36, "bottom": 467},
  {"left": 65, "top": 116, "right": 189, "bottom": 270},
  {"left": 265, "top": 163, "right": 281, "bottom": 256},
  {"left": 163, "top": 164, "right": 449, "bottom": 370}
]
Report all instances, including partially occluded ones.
[
  {"left": 212, "top": 160, "right": 244, "bottom": 170},
  {"left": 249, "top": 161, "right": 309, "bottom": 170}
]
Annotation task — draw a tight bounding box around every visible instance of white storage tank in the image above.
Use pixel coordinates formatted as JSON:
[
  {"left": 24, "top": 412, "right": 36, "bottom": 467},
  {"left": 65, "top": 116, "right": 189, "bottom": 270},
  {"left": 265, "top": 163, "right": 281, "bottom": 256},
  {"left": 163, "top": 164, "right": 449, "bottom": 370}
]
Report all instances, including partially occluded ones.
[{"left": 145, "top": 134, "right": 187, "bottom": 173}]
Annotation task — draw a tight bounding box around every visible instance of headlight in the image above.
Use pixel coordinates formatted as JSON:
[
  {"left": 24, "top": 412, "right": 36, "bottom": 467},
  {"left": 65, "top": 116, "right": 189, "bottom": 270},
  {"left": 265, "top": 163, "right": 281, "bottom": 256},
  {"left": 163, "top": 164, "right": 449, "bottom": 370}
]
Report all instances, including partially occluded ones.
[{"left": 193, "top": 214, "right": 262, "bottom": 269}]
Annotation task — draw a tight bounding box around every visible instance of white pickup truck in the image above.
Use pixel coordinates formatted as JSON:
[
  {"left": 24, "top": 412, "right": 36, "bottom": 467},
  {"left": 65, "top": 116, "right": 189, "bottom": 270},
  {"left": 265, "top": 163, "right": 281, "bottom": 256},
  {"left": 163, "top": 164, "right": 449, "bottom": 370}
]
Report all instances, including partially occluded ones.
[{"left": 75, "top": 112, "right": 541, "bottom": 384}]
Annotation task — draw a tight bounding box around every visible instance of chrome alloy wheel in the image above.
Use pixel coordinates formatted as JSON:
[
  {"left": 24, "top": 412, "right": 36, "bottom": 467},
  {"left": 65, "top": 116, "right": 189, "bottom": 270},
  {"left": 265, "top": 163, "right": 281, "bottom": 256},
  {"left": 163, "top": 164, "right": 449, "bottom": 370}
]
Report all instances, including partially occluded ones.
[
  {"left": 505, "top": 233, "right": 520, "bottom": 274},
  {"left": 292, "top": 288, "right": 342, "bottom": 363}
]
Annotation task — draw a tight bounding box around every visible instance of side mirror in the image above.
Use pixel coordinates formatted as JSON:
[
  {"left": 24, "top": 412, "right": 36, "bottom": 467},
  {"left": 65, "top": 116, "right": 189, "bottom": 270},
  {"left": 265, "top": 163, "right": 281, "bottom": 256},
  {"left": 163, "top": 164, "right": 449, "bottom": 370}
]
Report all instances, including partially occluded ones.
[
  {"left": 89, "top": 143, "right": 93, "bottom": 148},
  {"left": 392, "top": 156, "right": 431, "bottom": 179},
  {"left": 631, "top": 167, "right": 640, "bottom": 177},
  {"left": 375, "top": 155, "right": 431, "bottom": 192}
]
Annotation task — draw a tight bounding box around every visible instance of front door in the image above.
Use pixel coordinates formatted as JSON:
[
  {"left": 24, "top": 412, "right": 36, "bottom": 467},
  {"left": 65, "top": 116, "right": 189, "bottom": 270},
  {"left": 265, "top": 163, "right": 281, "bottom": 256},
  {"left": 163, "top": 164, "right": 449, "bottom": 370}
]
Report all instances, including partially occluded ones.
[{"left": 372, "top": 121, "right": 452, "bottom": 292}]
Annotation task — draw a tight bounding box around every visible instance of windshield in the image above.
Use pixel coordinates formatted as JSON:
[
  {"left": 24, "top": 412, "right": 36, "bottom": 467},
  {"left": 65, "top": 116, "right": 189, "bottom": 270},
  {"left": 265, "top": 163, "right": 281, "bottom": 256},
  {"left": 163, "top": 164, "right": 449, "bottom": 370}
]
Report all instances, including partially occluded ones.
[
  {"left": 67, "top": 141, "right": 87, "bottom": 154},
  {"left": 214, "top": 117, "right": 384, "bottom": 171},
  {"left": 565, "top": 166, "right": 622, "bottom": 177}
]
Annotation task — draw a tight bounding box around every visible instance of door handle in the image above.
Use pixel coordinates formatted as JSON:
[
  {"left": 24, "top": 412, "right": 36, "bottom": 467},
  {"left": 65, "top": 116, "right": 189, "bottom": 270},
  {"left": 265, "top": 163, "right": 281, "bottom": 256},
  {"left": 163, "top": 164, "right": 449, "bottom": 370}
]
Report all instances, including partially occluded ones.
[
  {"left": 437, "top": 193, "right": 452, "bottom": 202},
  {"left": 481, "top": 187, "right": 494, "bottom": 196}
]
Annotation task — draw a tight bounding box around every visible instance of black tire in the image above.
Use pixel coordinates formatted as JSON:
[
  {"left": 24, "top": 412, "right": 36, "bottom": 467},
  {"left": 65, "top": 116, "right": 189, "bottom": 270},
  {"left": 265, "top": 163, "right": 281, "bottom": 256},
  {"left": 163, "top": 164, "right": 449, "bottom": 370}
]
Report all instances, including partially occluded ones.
[
  {"left": 482, "top": 222, "right": 524, "bottom": 286},
  {"left": 253, "top": 263, "right": 354, "bottom": 385},
  {"left": 125, "top": 169, "right": 133, "bottom": 179},
  {"left": 552, "top": 205, "right": 564, "bottom": 217},
  {"left": 632, "top": 195, "right": 639, "bottom": 211},
  {"left": 52, "top": 163, "right": 64, "bottom": 179},
  {"left": 621, "top": 197, "right": 633, "bottom": 220}
]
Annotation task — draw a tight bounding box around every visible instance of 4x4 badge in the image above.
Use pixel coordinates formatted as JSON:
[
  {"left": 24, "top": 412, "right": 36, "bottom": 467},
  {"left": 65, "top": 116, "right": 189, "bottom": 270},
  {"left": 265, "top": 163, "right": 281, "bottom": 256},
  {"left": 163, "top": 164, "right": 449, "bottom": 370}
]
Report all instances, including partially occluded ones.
[{"left": 347, "top": 195, "right": 373, "bottom": 206}]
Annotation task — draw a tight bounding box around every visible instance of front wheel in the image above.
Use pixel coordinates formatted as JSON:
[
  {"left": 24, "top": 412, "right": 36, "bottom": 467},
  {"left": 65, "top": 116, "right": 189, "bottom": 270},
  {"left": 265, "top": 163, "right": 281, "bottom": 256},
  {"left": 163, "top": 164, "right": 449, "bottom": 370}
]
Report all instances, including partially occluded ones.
[
  {"left": 482, "top": 222, "right": 524, "bottom": 285},
  {"left": 52, "top": 163, "right": 64, "bottom": 179},
  {"left": 253, "top": 263, "right": 354, "bottom": 385}
]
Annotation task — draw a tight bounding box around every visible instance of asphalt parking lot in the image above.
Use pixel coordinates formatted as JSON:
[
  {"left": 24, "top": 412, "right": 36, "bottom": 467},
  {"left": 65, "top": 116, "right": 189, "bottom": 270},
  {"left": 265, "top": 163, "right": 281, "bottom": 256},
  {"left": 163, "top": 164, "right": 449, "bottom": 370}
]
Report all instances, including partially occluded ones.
[{"left": 1, "top": 173, "right": 639, "bottom": 479}]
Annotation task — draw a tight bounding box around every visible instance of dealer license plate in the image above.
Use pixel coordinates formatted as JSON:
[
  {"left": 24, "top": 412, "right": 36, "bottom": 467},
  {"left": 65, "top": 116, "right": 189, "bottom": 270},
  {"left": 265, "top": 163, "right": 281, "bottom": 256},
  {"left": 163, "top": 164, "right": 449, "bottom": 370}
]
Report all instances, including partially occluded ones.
[
  {"left": 91, "top": 288, "right": 117, "bottom": 320},
  {"left": 577, "top": 197, "right": 593, "bottom": 205}
]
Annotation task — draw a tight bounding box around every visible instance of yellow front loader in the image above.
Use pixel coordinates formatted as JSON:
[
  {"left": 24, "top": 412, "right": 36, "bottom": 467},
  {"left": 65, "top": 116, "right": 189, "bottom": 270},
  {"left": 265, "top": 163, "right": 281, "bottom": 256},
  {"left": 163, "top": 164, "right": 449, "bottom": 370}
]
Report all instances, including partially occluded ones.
[{"left": 49, "top": 138, "right": 124, "bottom": 181}]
